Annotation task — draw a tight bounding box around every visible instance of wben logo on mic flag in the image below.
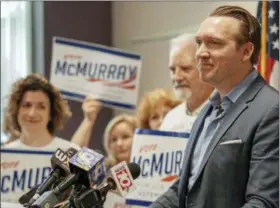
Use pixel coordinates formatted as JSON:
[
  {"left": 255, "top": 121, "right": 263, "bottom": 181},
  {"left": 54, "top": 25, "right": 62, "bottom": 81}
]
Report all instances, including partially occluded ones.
[
  {"left": 69, "top": 147, "right": 106, "bottom": 186},
  {"left": 50, "top": 36, "right": 142, "bottom": 110}
]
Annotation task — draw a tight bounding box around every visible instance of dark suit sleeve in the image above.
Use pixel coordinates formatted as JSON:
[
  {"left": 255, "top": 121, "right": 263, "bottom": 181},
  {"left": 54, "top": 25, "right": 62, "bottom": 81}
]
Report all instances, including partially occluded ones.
[
  {"left": 242, "top": 104, "right": 279, "bottom": 208},
  {"left": 148, "top": 179, "right": 179, "bottom": 208}
]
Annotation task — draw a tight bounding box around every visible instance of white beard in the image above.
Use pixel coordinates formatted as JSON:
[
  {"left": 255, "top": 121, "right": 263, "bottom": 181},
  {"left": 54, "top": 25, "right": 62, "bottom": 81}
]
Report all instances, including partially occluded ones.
[{"left": 173, "top": 88, "right": 192, "bottom": 101}]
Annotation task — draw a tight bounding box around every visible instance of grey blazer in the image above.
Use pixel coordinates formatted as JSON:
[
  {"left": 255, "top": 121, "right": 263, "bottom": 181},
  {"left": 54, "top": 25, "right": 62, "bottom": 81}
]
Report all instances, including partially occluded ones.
[{"left": 149, "top": 75, "right": 279, "bottom": 208}]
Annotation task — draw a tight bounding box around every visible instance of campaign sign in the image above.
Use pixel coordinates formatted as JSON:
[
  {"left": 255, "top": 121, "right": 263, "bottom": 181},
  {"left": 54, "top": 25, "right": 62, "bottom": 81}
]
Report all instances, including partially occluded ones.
[
  {"left": 126, "top": 129, "right": 189, "bottom": 207},
  {"left": 50, "top": 36, "right": 142, "bottom": 110},
  {"left": 0, "top": 149, "right": 54, "bottom": 203}
]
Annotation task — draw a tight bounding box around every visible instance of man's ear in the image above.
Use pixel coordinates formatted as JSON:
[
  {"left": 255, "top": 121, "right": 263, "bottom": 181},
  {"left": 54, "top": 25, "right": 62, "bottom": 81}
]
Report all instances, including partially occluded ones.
[{"left": 241, "top": 42, "right": 254, "bottom": 62}]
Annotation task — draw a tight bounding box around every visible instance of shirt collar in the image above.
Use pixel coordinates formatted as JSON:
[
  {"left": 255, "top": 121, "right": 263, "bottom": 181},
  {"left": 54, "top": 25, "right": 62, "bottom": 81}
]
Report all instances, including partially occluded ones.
[
  {"left": 226, "top": 69, "right": 258, "bottom": 103},
  {"left": 209, "top": 69, "right": 258, "bottom": 107}
]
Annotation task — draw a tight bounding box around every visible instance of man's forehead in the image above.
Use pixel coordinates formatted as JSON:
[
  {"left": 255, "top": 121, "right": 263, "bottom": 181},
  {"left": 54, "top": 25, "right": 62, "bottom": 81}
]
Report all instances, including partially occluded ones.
[
  {"left": 196, "top": 16, "right": 240, "bottom": 39},
  {"left": 170, "top": 40, "right": 196, "bottom": 56},
  {"left": 169, "top": 48, "right": 195, "bottom": 65}
]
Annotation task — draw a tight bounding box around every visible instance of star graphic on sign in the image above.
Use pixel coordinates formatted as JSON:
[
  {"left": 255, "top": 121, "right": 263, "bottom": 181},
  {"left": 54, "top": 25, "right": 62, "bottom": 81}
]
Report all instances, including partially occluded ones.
[
  {"left": 272, "top": 39, "right": 279, "bottom": 50},
  {"left": 268, "top": 8, "right": 276, "bottom": 19},
  {"left": 270, "top": 23, "right": 279, "bottom": 34}
]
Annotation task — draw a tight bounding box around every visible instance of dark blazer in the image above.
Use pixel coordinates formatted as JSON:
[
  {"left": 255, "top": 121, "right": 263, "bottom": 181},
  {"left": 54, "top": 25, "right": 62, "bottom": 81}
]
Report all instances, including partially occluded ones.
[{"left": 150, "top": 75, "right": 279, "bottom": 208}]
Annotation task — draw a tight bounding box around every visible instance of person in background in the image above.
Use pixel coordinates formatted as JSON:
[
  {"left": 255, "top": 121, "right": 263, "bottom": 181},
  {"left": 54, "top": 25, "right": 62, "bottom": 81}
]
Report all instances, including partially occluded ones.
[
  {"left": 102, "top": 114, "right": 137, "bottom": 168},
  {"left": 101, "top": 114, "right": 138, "bottom": 208},
  {"left": 70, "top": 96, "right": 103, "bottom": 148},
  {"left": 160, "top": 33, "right": 214, "bottom": 132},
  {"left": 137, "top": 88, "right": 182, "bottom": 130},
  {"left": 71, "top": 95, "right": 138, "bottom": 166},
  {"left": 2, "top": 73, "right": 79, "bottom": 151}
]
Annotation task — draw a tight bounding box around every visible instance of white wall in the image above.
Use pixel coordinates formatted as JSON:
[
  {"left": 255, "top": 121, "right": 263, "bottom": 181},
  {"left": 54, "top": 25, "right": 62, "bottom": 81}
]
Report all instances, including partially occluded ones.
[{"left": 112, "top": 1, "right": 258, "bottom": 113}]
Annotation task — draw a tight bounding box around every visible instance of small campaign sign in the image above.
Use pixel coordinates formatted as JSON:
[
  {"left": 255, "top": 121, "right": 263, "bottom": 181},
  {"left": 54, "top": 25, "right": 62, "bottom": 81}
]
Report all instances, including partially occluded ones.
[
  {"left": 0, "top": 149, "right": 54, "bottom": 203},
  {"left": 126, "top": 129, "right": 189, "bottom": 207}
]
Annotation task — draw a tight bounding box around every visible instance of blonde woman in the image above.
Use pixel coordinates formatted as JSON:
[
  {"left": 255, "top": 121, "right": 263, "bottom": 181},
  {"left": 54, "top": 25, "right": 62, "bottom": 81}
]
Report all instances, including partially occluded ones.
[
  {"left": 102, "top": 114, "right": 137, "bottom": 167},
  {"left": 102, "top": 115, "right": 138, "bottom": 208},
  {"left": 71, "top": 96, "right": 137, "bottom": 165},
  {"left": 137, "top": 88, "right": 182, "bottom": 130}
]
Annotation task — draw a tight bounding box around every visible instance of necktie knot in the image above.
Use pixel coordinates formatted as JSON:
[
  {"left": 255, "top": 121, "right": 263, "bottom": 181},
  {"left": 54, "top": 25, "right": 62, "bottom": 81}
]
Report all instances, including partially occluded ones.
[{"left": 216, "top": 105, "right": 224, "bottom": 117}]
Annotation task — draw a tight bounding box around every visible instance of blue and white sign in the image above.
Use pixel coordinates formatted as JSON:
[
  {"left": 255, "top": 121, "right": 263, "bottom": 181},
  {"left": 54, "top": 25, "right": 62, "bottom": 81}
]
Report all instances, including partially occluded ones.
[
  {"left": 50, "top": 37, "right": 142, "bottom": 110},
  {"left": 0, "top": 149, "right": 54, "bottom": 203},
  {"left": 126, "top": 129, "right": 189, "bottom": 207}
]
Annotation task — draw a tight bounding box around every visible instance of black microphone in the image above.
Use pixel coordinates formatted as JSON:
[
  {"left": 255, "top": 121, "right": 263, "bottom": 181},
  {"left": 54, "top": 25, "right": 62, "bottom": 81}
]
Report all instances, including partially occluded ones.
[
  {"left": 30, "top": 148, "right": 106, "bottom": 208},
  {"left": 18, "top": 185, "right": 39, "bottom": 205},
  {"left": 24, "top": 147, "right": 78, "bottom": 206},
  {"left": 73, "top": 162, "right": 141, "bottom": 208}
]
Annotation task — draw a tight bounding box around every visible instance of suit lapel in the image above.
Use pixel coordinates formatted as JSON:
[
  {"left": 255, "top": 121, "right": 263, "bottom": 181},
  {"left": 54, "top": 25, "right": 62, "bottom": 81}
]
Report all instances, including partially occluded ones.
[
  {"left": 188, "top": 75, "right": 266, "bottom": 193},
  {"left": 178, "top": 103, "right": 212, "bottom": 207},
  {"left": 190, "top": 100, "right": 248, "bottom": 189}
]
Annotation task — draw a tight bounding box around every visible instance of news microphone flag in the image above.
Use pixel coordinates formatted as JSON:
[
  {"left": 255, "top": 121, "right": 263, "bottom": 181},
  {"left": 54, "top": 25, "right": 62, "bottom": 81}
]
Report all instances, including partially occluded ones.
[
  {"left": 69, "top": 147, "right": 106, "bottom": 187},
  {"left": 108, "top": 161, "right": 137, "bottom": 197}
]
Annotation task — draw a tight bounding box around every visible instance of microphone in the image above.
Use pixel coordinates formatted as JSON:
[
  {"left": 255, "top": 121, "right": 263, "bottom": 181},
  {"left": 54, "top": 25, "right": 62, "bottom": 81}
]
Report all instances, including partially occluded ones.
[
  {"left": 105, "top": 161, "right": 140, "bottom": 197},
  {"left": 30, "top": 147, "right": 106, "bottom": 208},
  {"left": 24, "top": 148, "right": 78, "bottom": 206},
  {"left": 18, "top": 185, "right": 39, "bottom": 205},
  {"left": 73, "top": 162, "right": 141, "bottom": 208}
]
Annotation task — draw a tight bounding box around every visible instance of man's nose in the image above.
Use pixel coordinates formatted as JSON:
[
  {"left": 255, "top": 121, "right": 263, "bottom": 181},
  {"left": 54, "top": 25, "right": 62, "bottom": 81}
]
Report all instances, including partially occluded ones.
[
  {"left": 196, "top": 43, "right": 210, "bottom": 59},
  {"left": 174, "top": 68, "right": 183, "bottom": 81}
]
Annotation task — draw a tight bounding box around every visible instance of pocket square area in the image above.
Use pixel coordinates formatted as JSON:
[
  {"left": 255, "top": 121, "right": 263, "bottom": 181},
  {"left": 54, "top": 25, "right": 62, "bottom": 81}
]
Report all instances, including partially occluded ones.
[{"left": 219, "top": 139, "right": 242, "bottom": 145}]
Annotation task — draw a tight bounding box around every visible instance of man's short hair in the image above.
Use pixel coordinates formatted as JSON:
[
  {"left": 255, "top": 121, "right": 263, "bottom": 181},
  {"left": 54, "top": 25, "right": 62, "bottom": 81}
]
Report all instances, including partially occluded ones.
[{"left": 209, "top": 5, "right": 261, "bottom": 64}]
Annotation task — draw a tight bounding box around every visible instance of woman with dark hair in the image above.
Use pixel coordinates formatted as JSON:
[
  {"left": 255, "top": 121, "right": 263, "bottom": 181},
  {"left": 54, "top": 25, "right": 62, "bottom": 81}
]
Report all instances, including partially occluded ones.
[{"left": 2, "top": 73, "right": 79, "bottom": 150}]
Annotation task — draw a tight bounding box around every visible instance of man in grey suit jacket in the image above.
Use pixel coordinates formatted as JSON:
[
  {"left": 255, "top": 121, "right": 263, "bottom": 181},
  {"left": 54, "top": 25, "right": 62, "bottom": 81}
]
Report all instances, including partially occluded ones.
[{"left": 150, "top": 5, "right": 279, "bottom": 208}]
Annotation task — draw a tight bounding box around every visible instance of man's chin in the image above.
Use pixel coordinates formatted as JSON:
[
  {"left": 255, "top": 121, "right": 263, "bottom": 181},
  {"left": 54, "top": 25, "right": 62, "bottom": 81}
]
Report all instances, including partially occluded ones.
[{"left": 173, "top": 89, "right": 192, "bottom": 101}]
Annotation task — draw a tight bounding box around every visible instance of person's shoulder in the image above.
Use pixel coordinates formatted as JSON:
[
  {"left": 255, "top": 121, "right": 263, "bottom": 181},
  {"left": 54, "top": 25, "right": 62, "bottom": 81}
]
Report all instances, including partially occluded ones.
[
  {"left": 165, "top": 102, "right": 186, "bottom": 118},
  {"left": 1, "top": 140, "right": 21, "bottom": 149},
  {"left": 262, "top": 84, "right": 279, "bottom": 101},
  {"left": 159, "top": 102, "right": 188, "bottom": 131},
  {"left": 255, "top": 84, "right": 279, "bottom": 107},
  {"left": 245, "top": 83, "right": 279, "bottom": 123}
]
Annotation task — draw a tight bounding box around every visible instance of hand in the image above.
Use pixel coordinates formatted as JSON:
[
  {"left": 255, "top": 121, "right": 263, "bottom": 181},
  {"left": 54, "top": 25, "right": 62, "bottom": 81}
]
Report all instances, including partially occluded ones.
[{"left": 82, "top": 96, "right": 103, "bottom": 122}]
